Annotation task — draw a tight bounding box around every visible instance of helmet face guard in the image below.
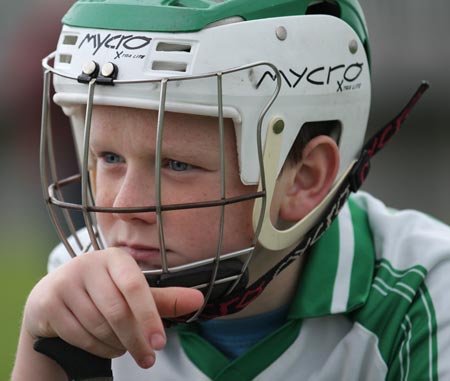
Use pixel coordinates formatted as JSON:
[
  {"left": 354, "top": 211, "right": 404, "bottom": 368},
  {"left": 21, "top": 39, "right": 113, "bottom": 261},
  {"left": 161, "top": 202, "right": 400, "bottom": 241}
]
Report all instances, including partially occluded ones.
[
  {"left": 40, "top": 3, "right": 372, "bottom": 321},
  {"left": 41, "top": 59, "right": 282, "bottom": 321}
]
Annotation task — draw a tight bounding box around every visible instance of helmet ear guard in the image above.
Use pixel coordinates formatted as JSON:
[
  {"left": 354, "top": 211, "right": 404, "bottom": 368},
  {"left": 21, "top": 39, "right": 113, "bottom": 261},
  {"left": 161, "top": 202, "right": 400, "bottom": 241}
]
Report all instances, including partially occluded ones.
[
  {"left": 253, "top": 116, "right": 355, "bottom": 251},
  {"left": 254, "top": 82, "right": 430, "bottom": 252}
]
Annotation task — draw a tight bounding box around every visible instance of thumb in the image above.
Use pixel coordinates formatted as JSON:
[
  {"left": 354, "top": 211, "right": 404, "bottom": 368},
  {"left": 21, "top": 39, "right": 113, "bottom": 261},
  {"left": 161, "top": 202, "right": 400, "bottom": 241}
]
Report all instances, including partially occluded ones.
[{"left": 151, "top": 287, "right": 204, "bottom": 317}]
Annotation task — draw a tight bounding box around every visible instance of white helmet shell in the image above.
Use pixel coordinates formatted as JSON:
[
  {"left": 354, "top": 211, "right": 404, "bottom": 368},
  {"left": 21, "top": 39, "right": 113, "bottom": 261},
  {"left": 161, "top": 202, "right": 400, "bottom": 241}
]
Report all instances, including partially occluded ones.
[{"left": 52, "top": 14, "right": 370, "bottom": 185}]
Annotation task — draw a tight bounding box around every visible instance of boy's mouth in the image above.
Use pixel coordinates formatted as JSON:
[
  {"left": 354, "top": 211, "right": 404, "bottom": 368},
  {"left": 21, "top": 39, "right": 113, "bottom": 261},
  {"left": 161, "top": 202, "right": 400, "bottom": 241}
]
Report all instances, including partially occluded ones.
[{"left": 116, "top": 242, "right": 166, "bottom": 269}]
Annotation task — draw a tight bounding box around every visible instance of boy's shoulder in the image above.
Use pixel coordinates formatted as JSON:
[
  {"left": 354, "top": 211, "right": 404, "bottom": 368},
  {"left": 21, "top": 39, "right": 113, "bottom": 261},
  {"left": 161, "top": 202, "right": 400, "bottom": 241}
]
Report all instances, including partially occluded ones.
[
  {"left": 291, "top": 191, "right": 450, "bottom": 379},
  {"left": 293, "top": 191, "right": 450, "bottom": 318},
  {"left": 348, "top": 191, "right": 450, "bottom": 378},
  {"left": 351, "top": 190, "right": 450, "bottom": 268}
]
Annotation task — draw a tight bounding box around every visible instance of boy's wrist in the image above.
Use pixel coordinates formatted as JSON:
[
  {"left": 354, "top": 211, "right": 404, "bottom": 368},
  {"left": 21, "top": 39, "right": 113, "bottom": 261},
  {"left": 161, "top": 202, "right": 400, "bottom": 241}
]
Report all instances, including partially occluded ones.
[{"left": 12, "top": 324, "right": 67, "bottom": 381}]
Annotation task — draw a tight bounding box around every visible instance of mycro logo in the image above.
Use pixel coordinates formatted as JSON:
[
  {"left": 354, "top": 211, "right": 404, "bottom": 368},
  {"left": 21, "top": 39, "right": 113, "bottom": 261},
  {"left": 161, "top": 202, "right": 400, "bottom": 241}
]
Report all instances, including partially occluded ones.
[
  {"left": 78, "top": 33, "right": 152, "bottom": 57},
  {"left": 256, "top": 62, "right": 364, "bottom": 92}
]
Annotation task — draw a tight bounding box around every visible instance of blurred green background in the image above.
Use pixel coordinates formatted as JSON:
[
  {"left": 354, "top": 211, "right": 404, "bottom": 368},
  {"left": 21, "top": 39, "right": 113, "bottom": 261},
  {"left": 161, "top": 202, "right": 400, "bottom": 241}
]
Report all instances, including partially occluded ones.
[
  {"left": 0, "top": 2, "right": 77, "bottom": 378},
  {"left": 0, "top": 0, "right": 449, "bottom": 379}
]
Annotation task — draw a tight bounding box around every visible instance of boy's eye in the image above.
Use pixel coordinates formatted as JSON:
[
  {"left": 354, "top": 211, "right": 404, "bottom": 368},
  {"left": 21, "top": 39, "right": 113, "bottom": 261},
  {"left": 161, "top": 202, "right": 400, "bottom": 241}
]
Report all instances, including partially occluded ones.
[
  {"left": 103, "top": 152, "right": 124, "bottom": 164},
  {"left": 167, "top": 160, "right": 193, "bottom": 172}
]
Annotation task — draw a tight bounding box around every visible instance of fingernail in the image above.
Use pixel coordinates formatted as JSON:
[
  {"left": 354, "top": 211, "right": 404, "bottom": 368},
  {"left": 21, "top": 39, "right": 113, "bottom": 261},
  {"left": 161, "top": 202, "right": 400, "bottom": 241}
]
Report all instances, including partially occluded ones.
[
  {"left": 150, "top": 333, "right": 166, "bottom": 350},
  {"left": 140, "top": 355, "right": 155, "bottom": 369}
]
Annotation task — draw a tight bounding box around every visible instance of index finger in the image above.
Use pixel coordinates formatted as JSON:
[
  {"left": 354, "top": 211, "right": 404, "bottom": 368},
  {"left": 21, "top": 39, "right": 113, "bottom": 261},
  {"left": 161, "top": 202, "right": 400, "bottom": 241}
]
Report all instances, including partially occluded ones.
[{"left": 105, "top": 249, "right": 166, "bottom": 351}]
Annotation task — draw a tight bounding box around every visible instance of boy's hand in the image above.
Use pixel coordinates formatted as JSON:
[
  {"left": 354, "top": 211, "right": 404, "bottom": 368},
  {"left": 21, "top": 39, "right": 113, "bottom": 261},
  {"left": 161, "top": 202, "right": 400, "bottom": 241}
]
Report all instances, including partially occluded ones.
[{"left": 23, "top": 248, "right": 204, "bottom": 369}]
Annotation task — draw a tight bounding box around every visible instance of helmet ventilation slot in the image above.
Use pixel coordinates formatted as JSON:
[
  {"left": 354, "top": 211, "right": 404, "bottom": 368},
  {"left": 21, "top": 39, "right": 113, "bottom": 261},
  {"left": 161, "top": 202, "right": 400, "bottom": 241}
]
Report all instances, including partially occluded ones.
[
  {"left": 156, "top": 42, "right": 192, "bottom": 53},
  {"left": 306, "top": 1, "right": 341, "bottom": 17},
  {"left": 151, "top": 61, "right": 188, "bottom": 72},
  {"left": 62, "top": 35, "right": 78, "bottom": 46},
  {"left": 58, "top": 54, "right": 72, "bottom": 64},
  {"left": 169, "top": 0, "right": 210, "bottom": 9}
]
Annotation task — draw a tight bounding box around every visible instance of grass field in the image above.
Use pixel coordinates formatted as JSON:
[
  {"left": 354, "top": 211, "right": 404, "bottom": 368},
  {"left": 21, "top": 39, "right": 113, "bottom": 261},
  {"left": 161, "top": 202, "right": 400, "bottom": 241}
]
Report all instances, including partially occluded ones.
[{"left": 0, "top": 236, "right": 50, "bottom": 380}]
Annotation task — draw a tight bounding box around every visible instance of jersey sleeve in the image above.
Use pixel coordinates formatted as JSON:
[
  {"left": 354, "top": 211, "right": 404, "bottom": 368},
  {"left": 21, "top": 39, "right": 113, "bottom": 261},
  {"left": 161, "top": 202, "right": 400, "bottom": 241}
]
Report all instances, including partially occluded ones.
[
  {"left": 386, "top": 258, "right": 450, "bottom": 380},
  {"left": 352, "top": 192, "right": 450, "bottom": 380}
]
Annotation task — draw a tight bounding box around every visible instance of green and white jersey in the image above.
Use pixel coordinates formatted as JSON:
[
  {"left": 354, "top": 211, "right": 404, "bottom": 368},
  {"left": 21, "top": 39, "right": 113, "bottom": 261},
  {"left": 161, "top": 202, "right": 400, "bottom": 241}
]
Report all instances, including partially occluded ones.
[{"left": 48, "top": 192, "right": 450, "bottom": 380}]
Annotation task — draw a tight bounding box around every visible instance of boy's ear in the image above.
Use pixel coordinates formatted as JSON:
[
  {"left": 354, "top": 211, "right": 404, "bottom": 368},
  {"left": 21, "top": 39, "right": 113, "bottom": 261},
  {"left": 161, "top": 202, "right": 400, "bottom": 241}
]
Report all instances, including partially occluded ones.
[{"left": 278, "top": 135, "right": 340, "bottom": 222}]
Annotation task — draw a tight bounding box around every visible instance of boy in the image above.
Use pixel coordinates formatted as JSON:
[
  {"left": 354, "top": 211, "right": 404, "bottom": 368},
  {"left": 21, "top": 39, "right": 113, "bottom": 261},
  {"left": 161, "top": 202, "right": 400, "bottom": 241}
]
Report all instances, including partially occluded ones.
[{"left": 12, "top": 0, "right": 450, "bottom": 380}]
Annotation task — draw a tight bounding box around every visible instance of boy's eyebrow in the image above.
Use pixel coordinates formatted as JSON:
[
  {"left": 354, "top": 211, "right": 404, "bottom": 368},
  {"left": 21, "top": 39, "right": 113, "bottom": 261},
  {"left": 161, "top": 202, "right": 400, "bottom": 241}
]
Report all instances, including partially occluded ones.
[
  {"left": 161, "top": 129, "right": 225, "bottom": 158},
  {"left": 162, "top": 140, "right": 219, "bottom": 158}
]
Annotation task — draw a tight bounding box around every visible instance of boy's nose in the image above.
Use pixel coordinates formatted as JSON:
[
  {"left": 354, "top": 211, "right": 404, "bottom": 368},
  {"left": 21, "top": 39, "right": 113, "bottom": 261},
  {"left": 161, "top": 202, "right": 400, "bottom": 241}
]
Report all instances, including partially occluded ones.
[{"left": 111, "top": 170, "right": 158, "bottom": 224}]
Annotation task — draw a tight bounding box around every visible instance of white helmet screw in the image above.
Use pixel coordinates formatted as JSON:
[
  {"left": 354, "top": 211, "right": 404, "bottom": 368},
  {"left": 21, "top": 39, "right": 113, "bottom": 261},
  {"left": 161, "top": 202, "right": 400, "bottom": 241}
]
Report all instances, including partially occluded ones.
[
  {"left": 349, "top": 39, "right": 358, "bottom": 54},
  {"left": 275, "top": 26, "right": 287, "bottom": 41}
]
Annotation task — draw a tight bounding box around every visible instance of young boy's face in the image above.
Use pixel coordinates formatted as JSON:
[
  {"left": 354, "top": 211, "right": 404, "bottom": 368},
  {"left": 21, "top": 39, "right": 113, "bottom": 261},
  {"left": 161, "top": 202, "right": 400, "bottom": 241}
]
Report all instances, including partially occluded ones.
[{"left": 90, "top": 106, "right": 257, "bottom": 271}]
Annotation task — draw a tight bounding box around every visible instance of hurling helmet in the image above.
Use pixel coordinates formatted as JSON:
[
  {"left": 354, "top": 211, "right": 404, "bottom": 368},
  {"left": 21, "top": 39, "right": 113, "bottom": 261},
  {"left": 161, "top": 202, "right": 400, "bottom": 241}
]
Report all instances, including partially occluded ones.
[{"left": 41, "top": 0, "right": 372, "bottom": 320}]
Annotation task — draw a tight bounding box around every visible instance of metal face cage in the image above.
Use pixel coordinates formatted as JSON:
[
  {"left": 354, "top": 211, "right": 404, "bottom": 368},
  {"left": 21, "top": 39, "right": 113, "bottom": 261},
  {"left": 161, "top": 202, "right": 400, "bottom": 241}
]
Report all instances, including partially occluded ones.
[{"left": 40, "top": 52, "right": 281, "bottom": 321}]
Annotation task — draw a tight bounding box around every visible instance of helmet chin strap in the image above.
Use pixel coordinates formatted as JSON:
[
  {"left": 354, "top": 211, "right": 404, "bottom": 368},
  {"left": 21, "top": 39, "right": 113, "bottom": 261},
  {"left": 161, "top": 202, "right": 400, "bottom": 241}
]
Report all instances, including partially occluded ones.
[{"left": 168, "top": 81, "right": 429, "bottom": 323}]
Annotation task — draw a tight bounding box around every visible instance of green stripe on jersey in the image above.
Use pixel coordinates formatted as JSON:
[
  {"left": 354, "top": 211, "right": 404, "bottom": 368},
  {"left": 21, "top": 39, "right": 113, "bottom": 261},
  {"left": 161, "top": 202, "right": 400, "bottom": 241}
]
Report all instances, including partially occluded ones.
[
  {"left": 291, "top": 198, "right": 374, "bottom": 318},
  {"left": 351, "top": 260, "right": 438, "bottom": 380},
  {"left": 394, "top": 286, "right": 438, "bottom": 381},
  {"left": 347, "top": 198, "right": 375, "bottom": 311},
  {"left": 290, "top": 216, "right": 341, "bottom": 317}
]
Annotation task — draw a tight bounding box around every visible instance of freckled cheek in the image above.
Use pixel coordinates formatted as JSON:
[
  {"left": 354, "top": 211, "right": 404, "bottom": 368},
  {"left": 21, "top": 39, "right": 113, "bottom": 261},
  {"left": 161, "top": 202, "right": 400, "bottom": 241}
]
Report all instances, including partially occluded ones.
[
  {"left": 96, "top": 212, "right": 111, "bottom": 235},
  {"left": 155, "top": 201, "right": 249, "bottom": 263},
  {"left": 95, "top": 184, "right": 114, "bottom": 212},
  {"left": 224, "top": 201, "right": 256, "bottom": 247},
  {"left": 168, "top": 201, "right": 255, "bottom": 256},
  {"left": 94, "top": 173, "right": 122, "bottom": 207},
  {"left": 93, "top": 183, "right": 118, "bottom": 238},
  {"left": 164, "top": 208, "right": 221, "bottom": 251}
]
